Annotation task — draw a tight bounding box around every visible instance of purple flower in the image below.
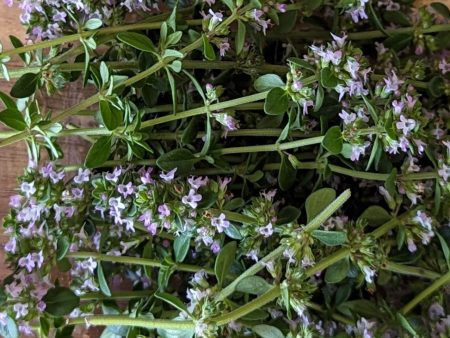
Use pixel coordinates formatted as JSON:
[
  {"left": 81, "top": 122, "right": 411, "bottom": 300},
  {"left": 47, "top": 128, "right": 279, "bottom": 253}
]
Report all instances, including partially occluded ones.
[
  {"left": 40, "top": 163, "right": 55, "bottom": 178},
  {"left": 218, "top": 177, "right": 232, "bottom": 189},
  {"left": 158, "top": 204, "right": 171, "bottom": 217},
  {"left": 429, "top": 303, "right": 445, "bottom": 320},
  {"left": 13, "top": 303, "right": 28, "bottom": 319},
  {"left": 4, "top": 237, "right": 17, "bottom": 253},
  {"left": 211, "top": 241, "right": 221, "bottom": 254},
  {"left": 118, "top": 182, "right": 135, "bottom": 198},
  {"left": 345, "top": 58, "right": 360, "bottom": 79},
  {"left": 219, "top": 38, "right": 230, "bottom": 57},
  {"left": 439, "top": 58, "right": 450, "bottom": 75},
  {"left": 330, "top": 33, "right": 347, "bottom": 48},
  {"left": 362, "top": 266, "right": 375, "bottom": 283},
  {"left": 208, "top": 9, "right": 223, "bottom": 25},
  {"left": 182, "top": 189, "right": 202, "bottom": 209},
  {"left": 105, "top": 167, "right": 122, "bottom": 183},
  {"left": 74, "top": 168, "right": 90, "bottom": 184},
  {"left": 211, "top": 213, "right": 230, "bottom": 233},
  {"left": 123, "top": 218, "right": 135, "bottom": 232},
  {"left": 392, "top": 100, "right": 404, "bottom": 114},
  {"left": 9, "top": 195, "right": 22, "bottom": 208},
  {"left": 438, "top": 164, "right": 450, "bottom": 182},
  {"left": 350, "top": 142, "right": 370, "bottom": 161},
  {"left": 188, "top": 176, "right": 209, "bottom": 190},
  {"left": 276, "top": 3, "right": 287, "bottom": 12},
  {"left": 20, "top": 181, "right": 36, "bottom": 198},
  {"left": 140, "top": 167, "right": 155, "bottom": 184},
  {"left": 258, "top": 222, "right": 273, "bottom": 237},
  {"left": 53, "top": 10, "right": 67, "bottom": 22},
  {"left": 291, "top": 80, "right": 303, "bottom": 92},
  {"left": 407, "top": 238, "right": 417, "bottom": 252},
  {"left": 19, "top": 253, "right": 35, "bottom": 272},
  {"left": 413, "top": 211, "right": 433, "bottom": 231},
  {"left": 339, "top": 109, "right": 356, "bottom": 125},
  {"left": 384, "top": 71, "right": 404, "bottom": 94},
  {"left": 160, "top": 168, "right": 177, "bottom": 182},
  {"left": 396, "top": 115, "right": 416, "bottom": 136},
  {"left": 71, "top": 188, "right": 84, "bottom": 199}
]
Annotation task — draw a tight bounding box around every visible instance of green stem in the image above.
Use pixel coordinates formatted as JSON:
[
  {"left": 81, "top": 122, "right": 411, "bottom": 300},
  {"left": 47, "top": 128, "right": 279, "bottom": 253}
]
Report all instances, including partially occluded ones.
[
  {"left": 401, "top": 270, "right": 450, "bottom": 315},
  {"left": 268, "top": 24, "right": 450, "bottom": 41},
  {"left": 66, "top": 252, "right": 214, "bottom": 275},
  {"left": 383, "top": 261, "right": 441, "bottom": 280},
  {"left": 80, "top": 290, "right": 154, "bottom": 301},
  {"left": 0, "top": 19, "right": 202, "bottom": 59},
  {"left": 306, "top": 301, "right": 354, "bottom": 325},
  {"left": 213, "top": 286, "right": 281, "bottom": 325},
  {"left": 66, "top": 315, "right": 194, "bottom": 330}
]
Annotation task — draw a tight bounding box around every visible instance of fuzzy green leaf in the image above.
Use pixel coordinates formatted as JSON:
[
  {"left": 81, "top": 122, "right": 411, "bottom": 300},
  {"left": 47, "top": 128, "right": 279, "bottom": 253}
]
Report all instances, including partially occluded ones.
[
  {"left": 43, "top": 287, "right": 80, "bottom": 316},
  {"left": 254, "top": 74, "right": 285, "bottom": 92},
  {"left": 305, "top": 188, "right": 337, "bottom": 223},
  {"left": 264, "top": 87, "right": 288, "bottom": 115},
  {"left": 322, "top": 126, "right": 343, "bottom": 154},
  {"left": 10, "top": 72, "right": 40, "bottom": 98},
  {"left": 117, "top": 32, "right": 156, "bottom": 53},
  {"left": 215, "top": 241, "right": 237, "bottom": 288},
  {"left": 84, "top": 136, "right": 112, "bottom": 168}
]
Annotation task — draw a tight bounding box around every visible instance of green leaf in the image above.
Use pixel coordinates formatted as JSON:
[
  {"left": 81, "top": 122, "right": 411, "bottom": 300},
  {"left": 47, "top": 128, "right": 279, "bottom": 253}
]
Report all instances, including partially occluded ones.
[
  {"left": 396, "top": 313, "right": 417, "bottom": 336},
  {"left": 0, "top": 91, "right": 17, "bottom": 110},
  {"left": 56, "top": 236, "right": 70, "bottom": 260},
  {"left": 223, "top": 198, "right": 245, "bottom": 211},
  {"left": 383, "top": 11, "right": 410, "bottom": 26},
  {"left": 166, "top": 31, "right": 183, "bottom": 47},
  {"left": 0, "top": 108, "right": 26, "bottom": 131},
  {"left": 437, "top": 232, "right": 450, "bottom": 268},
  {"left": 338, "top": 299, "right": 382, "bottom": 319},
  {"left": 254, "top": 74, "right": 285, "bottom": 92},
  {"left": 314, "top": 84, "right": 324, "bottom": 112},
  {"left": 253, "top": 324, "right": 285, "bottom": 338},
  {"left": 224, "top": 224, "right": 243, "bottom": 240},
  {"left": 385, "top": 168, "right": 397, "bottom": 197},
  {"left": 236, "top": 21, "right": 246, "bottom": 55},
  {"left": 81, "top": 39, "right": 90, "bottom": 87},
  {"left": 365, "top": 137, "right": 380, "bottom": 170},
  {"left": 202, "top": 34, "right": 216, "bottom": 61},
  {"left": 312, "top": 230, "right": 347, "bottom": 246},
  {"left": 10, "top": 72, "right": 40, "bottom": 98},
  {"left": 169, "top": 60, "right": 182, "bottom": 73},
  {"left": 222, "top": 0, "right": 236, "bottom": 11},
  {"left": 362, "top": 95, "right": 378, "bottom": 123},
  {"left": 384, "top": 33, "right": 412, "bottom": 52},
  {"left": 236, "top": 276, "right": 271, "bottom": 296},
  {"left": 358, "top": 206, "right": 392, "bottom": 227},
  {"left": 181, "top": 117, "right": 199, "bottom": 145},
  {"left": 264, "top": 87, "right": 288, "bottom": 115},
  {"left": 43, "top": 287, "right": 80, "bottom": 316},
  {"left": 163, "top": 49, "right": 185, "bottom": 59},
  {"left": 276, "top": 206, "right": 301, "bottom": 225},
  {"left": 325, "top": 258, "right": 349, "bottom": 284},
  {"left": 156, "top": 292, "right": 189, "bottom": 315},
  {"left": 431, "top": 2, "right": 450, "bottom": 18},
  {"left": 305, "top": 188, "right": 336, "bottom": 223},
  {"left": 84, "top": 18, "right": 103, "bottom": 30},
  {"left": 117, "top": 32, "right": 156, "bottom": 53},
  {"left": 278, "top": 153, "right": 296, "bottom": 191},
  {"left": 288, "top": 57, "right": 315, "bottom": 72},
  {"left": 173, "top": 235, "right": 190, "bottom": 263},
  {"left": 165, "top": 68, "right": 177, "bottom": 114},
  {"left": 100, "top": 100, "right": 123, "bottom": 130},
  {"left": 0, "top": 315, "right": 18, "bottom": 338},
  {"left": 158, "top": 257, "right": 176, "bottom": 290},
  {"left": 322, "top": 126, "right": 343, "bottom": 154},
  {"left": 100, "top": 61, "right": 109, "bottom": 85},
  {"left": 428, "top": 76, "right": 445, "bottom": 97},
  {"left": 84, "top": 136, "right": 112, "bottom": 168},
  {"left": 156, "top": 148, "right": 198, "bottom": 176},
  {"left": 97, "top": 262, "right": 111, "bottom": 297},
  {"left": 9, "top": 35, "right": 28, "bottom": 63},
  {"left": 167, "top": 6, "right": 178, "bottom": 31},
  {"left": 320, "top": 67, "right": 338, "bottom": 89},
  {"left": 214, "top": 241, "right": 237, "bottom": 288}
]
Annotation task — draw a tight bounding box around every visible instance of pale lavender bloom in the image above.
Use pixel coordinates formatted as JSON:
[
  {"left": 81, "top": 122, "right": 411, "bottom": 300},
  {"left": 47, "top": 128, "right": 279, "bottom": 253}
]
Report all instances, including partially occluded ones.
[
  {"left": 443, "top": 140, "right": 450, "bottom": 156},
  {"left": 5, "top": 281, "right": 23, "bottom": 298},
  {"left": 246, "top": 249, "right": 259, "bottom": 262},
  {"left": 118, "top": 182, "right": 135, "bottom": 198},
  {"left": 71, "top": 188, "right": 84, "bottom": 199},
  {"left": 140, "top": 167, "right": 155, "bottom": 184},
  {"left": 158, "top": 204, "right": 171, "bottom": 217},
  {"left": 13, "top": 303, "right": 29, "bottom": 319},
  {"left": 53, "top": 204, "right": 64, "bottom": 223},
  {"left": 211, "top": 241, "right": 221, "bottom": 254},
  {"left": 105, "top": 167, "right": 122, "bottom": 183},
  {"left": 53, "top": 10, "right": 67, "bottom": 22},
  {"left": 302, "top": 100, "right": 314, "bottom": 115},
  {"left": 384, "top": 71, "right": 404, "bottom": 94},
  {"left": 139, "top": 210, "right": 153, "bottom": 227},
  {"left": 74, "top": 168, "right": 90, "bottom": 184},
  {"left": 276, "top": 3, "right": 287, "bottom": 12},
  {"left": 396, "top": 115, "right": 416, "bottom": 136},
  {"left": 346, "top": 79, "right": 368, "bottom": 97},
  {"left": 160, "top": 168, "right": 177, "bottom": 182},
  {"left": 123, "top": 218, "right": 135, "bottom": 232},
  {"left": 291, "top": 80, "right": 303, "bottom": 92},
  {"left": 219, "top": 38, "right": 230, "bottom": 57},
  {"left": 37, "top": 301, "right": 46, "bottom": 312},
  {"left": 191, "top": 270, "right": 207, "bottom": 284},
  {"left": 109, "top": 197, "right": 126, "bottom": 212},
  {"left": 351, "top": 142, "right": 370, "bottom": 161},
  {"left": 258, "top": 222, "right": 274, "bottom": 237},
  {"left": 355, "top": 317, "right": 376, "bottom": 338},
  {"left": 283, "top": 248, "right": 296, "bottom": 265},
  {"left": 433, "top": 127, "right": 445, "bottom": 140},
  {"left": 323, "top": 49, "right": 342, "bottom": 65},
  {"left": 81, "top": 257, "right": 97, "bottom": 274},
  {"left": 346, "top": 0, "right": 369, "bottom": 23},
  {"left": 19, "top": 253, "right": 35, "bottom": 272},
  {"left": 208, "top": 9, "right": 223, "bottom": 25},
  {"left": 188, "top": 176, "right": 209, "bottom": 190},
  {"left": 20, "top": 181, "right": 36, "bottom": 198},
  {"left": 218, "top": 177, "right": 232, "bottom": 189},
  {"left": 345, "top": 58, "right": 360, "bottom": 79},
  {"left": 49, "top": 169, "right": 65, "bottom": 184},
  {"left": 335, "top": 85, "right": 349, "bottom": 101},
  {"left": 211, "top": 213, "right": 230, "bottom": 233},
  {"left": 405, "top": 94, "right": 417, "bottom": 109},
  {"left": 363, "top": 266, "right": 375, "bottom": 283},
  {"left": 197, "top": 227, "right": 214, "bottom": 246},
  {"left": 204, "top": 0, "right": 215, "bottom": 6},
  {"left": 413, "top": 139, "right": 427, "bottom": 155},
  {"left": 18, "top": 322, "right": 33, "bottom": 336},
  {"left": 398, "top": 136, "right": 410, "bottom": 152},
  {"left": 374, "top": 42, "right": 387, "bottom": 55},
  {"left": 331, "top": 32, "right": 347, "bottom": 48},
  {"left": 414, "top": 211, "right": 433, "bottom": 231},
  {"left": 80, "top": 279, "right": 99, "bottom": 292},
  {"left": 429, "top": 303, "right": 445, "bottom": 320},
  {"left": 439, "top": 58, "right": 450, "bottom": 75},
  {"left": 40, "top": 163, "right": 55, "bottom": 178},
  {"left": 32, "top": 250, "right": 44, "bottom": 268},
  {"left": 438, "top": 164, "right": 450, "bottom": 182},
  {"left": 407, "top": 238, "right": 417, "bottom": 252},
  {"left": 0, "top": 312, "right": 7, "bottom": 326},
  {"left": 339, "top": 109, "right": 357, "bottom": 125},
  {"left": 9, "top": 195, "right": 22, "bottom": 208},
  {"left": 4, "top": 237, "right": 17, "bottom": 253},
  {"left": 182, "top": 189, "right": 202, "bottom": 209},
  {"left": 261, "top": 189, "right": 277, "bottom": 201},
  {"left": 392, "top": 100, "right": 404, "bottom": 114}
]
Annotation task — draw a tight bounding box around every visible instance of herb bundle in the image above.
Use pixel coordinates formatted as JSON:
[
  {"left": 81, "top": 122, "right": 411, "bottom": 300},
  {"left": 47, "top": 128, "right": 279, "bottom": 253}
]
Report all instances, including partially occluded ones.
[{"left": 0, "top": 0, "right": 450, "bottom": 337}]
